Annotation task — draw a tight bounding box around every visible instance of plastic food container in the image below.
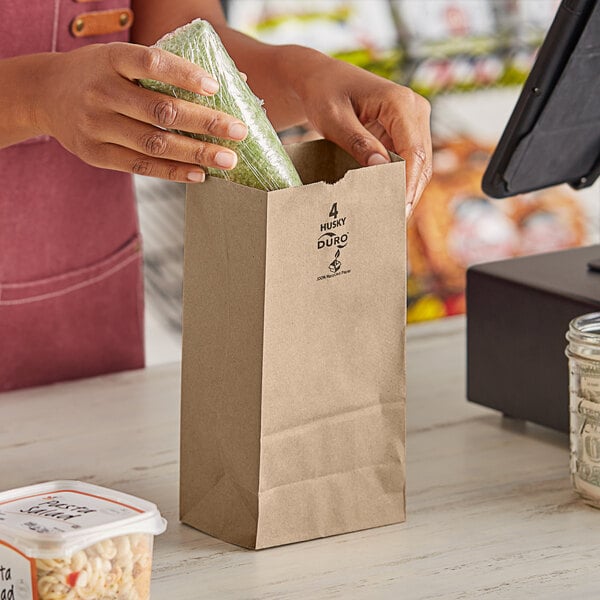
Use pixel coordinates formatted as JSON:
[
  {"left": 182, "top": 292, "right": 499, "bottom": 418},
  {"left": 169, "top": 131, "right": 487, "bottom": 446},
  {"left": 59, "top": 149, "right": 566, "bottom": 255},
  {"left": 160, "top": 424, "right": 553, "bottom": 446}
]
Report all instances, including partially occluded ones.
[{"left": 0, "top": 481, "right": 167, "bottom": 600}]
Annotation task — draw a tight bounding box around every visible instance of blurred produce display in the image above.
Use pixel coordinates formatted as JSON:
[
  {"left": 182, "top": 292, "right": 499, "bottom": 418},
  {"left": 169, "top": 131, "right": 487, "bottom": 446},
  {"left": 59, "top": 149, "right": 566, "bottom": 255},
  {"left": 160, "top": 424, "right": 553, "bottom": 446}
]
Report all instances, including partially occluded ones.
[
  {"left": 393, "top": 0, "right": 504, "bottom": 95},
  {"left": 224, "top": 0, "right": 596, "bottom": 324},
  {"left": 229, "top": 0, "right": 402, "bottom": 79},
  {"left": 228, "top": 0, "right": 561, "bottom": 94}
]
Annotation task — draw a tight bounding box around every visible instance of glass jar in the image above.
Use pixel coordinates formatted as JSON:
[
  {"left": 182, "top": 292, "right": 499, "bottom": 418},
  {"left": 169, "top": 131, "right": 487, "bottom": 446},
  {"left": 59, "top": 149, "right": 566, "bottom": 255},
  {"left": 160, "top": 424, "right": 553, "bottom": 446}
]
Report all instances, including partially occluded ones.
[{"left": 566, "top": 312, "right": 600, "bottom": 508}]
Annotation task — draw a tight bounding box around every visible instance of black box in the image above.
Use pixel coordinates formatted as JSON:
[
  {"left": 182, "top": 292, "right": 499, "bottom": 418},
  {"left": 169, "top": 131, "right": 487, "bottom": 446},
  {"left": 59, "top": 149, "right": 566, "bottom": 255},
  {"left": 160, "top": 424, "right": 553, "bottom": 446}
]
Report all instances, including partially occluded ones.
[{"left": 467, "top": 245, "right": 600, "bottom": 432}]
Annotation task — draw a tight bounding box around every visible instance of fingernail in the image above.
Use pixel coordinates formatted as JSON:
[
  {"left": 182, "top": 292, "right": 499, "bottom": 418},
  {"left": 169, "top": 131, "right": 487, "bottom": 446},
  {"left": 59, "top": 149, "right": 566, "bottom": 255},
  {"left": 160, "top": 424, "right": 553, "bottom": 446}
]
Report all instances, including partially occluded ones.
[
  {"left": 228, "top": 122, "right": 247, "bottom": 140},
  {"left": 406, "top": 203, "right": 413, "bottom": 219},
  {"left": 367, "top": 153, "right": 390, "bottom": 166},
  {"left": 187, "top": 170, "right": 205, "bottom": 182},
  {"left": 215, "top": 151, "right": 237, "bottom": 169},
  {"left": 201, "top": 77, "right": 219, "bottom": 94}
]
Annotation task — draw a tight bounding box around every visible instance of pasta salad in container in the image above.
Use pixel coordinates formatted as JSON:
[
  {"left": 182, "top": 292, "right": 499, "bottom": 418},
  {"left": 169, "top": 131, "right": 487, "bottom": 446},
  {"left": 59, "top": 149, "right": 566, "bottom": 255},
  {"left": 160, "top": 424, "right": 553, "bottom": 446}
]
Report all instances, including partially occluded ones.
[{"left": 0, "top": 481, "right": 167, "bottom": 600}]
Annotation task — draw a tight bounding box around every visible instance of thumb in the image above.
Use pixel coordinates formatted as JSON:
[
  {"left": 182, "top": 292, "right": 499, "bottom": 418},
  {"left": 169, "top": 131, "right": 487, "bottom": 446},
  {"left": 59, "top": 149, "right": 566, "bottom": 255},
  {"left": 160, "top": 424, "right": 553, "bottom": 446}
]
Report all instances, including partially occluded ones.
[{"left": 317, "top": 108, "right": 391, "bottom": 168}]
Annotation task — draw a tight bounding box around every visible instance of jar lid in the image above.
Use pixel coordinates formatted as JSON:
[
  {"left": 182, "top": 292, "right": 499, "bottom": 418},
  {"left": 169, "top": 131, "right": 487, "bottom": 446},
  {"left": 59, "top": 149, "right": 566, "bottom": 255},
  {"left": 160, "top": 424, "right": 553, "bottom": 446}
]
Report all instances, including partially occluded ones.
[
  {"left": 0, "top": 481, "right": 167, "bottom": 558},
  {"left": 568, "top": 312, "right": 600, "bottom": 337},
  {"left": 566, "top": 312, "right": 600, "bottom": 359}
]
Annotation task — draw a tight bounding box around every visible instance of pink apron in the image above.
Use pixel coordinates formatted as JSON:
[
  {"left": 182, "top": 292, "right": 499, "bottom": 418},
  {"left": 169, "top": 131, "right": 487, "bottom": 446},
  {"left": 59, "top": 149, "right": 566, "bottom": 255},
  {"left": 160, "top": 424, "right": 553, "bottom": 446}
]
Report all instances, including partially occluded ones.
[{"left": 0, "top": 0, "right": 145, "bottom": 391}]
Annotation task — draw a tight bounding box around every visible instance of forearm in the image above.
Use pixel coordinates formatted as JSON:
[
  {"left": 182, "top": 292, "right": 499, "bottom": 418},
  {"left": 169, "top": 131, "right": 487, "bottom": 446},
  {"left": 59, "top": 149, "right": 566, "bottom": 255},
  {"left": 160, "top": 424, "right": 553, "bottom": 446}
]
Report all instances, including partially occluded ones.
[
  {"left": 0, "top": 54, "right": 51, "bottom": 148},
  {"left": 212, "top": 26, "right": 328, "bottom": 131}
]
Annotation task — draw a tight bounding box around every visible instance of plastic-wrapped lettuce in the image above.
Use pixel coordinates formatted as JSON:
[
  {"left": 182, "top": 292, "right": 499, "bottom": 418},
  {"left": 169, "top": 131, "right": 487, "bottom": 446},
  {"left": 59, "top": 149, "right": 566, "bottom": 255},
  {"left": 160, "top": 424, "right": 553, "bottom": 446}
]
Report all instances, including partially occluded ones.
[{"left": 139, "top": 19, "right": 302, "bottom": 191}]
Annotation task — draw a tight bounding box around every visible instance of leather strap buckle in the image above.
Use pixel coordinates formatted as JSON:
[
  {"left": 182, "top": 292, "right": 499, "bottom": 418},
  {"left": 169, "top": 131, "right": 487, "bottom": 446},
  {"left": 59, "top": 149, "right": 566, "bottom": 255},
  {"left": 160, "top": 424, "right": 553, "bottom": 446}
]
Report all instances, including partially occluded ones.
[{"left": 71, "top": 8, "right": 134, "bottom": 38}]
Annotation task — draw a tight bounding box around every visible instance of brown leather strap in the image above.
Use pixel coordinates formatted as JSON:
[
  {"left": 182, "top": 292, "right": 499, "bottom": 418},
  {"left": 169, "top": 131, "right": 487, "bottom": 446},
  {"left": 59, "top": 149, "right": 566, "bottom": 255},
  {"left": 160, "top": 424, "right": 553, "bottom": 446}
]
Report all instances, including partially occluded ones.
[{"left": 70, "top": 9, "right": 134, "bottom": 38}]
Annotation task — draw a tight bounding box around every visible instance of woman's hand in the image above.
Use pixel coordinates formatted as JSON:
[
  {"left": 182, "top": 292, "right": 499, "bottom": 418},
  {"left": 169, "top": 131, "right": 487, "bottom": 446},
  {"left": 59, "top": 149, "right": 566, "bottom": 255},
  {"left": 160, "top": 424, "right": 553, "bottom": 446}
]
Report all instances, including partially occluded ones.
[
  {"left": 35, "top": 42, "right": 248, "bottom": 182},
  {"left": 293, "top": 52, "right": 432, "bottom": 217}
]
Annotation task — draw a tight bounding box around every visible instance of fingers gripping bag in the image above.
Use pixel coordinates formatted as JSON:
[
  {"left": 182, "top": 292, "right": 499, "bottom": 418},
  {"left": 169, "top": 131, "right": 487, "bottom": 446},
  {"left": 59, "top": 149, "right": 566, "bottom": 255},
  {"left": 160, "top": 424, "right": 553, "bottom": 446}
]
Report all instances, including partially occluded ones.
[
  {"left": 139, "top": 19, "right": 302, "bottom": 191},
  {"left": 0, "top": 481, "right": 167, "bottom": 600}
]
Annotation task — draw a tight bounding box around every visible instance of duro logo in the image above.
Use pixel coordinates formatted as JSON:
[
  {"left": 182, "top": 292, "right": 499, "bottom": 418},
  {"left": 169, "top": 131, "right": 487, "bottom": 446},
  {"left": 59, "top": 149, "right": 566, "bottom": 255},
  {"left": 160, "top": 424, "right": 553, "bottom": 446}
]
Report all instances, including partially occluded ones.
[{"left": 317, "top": 232, "right": 348, "bottom": 250}]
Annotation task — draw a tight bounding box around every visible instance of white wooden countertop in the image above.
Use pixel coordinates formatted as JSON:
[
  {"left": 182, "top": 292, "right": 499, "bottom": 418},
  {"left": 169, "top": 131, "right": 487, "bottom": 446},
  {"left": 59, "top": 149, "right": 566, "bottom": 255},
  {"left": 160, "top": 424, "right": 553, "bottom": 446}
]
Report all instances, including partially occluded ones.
[{"left": 2, "top": 317, "right": 598, "bottom": 599}]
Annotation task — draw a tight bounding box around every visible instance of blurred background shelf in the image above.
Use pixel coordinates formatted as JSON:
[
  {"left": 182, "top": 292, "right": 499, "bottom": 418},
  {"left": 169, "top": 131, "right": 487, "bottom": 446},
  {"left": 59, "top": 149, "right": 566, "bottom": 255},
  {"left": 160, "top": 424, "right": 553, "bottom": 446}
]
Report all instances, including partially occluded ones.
[{"left": 137, "top": 0, "right": 600, "bottom": 363}]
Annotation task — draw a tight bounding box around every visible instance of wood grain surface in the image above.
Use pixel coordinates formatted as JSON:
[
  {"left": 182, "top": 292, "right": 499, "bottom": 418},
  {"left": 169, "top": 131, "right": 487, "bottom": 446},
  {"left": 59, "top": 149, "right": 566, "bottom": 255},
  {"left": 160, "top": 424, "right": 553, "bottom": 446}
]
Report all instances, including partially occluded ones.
[{"left": 1, "top": 317, "right": 598, "bottom": 599}]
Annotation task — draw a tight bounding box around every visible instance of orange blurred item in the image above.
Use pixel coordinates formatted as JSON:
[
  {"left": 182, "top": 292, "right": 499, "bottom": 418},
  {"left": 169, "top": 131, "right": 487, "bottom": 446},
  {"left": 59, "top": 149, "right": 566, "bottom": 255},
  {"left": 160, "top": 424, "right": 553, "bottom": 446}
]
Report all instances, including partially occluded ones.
[{"left": 407, "top": 137, "right": 586, "bottom": 320}]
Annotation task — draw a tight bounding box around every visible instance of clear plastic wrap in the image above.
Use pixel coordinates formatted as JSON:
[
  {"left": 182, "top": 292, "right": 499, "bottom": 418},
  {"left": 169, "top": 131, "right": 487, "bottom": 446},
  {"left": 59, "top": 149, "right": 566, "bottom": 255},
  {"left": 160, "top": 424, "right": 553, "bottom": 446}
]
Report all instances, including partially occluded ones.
[{"left": 139, "top": 19, "right": 302, "bottom": 191}]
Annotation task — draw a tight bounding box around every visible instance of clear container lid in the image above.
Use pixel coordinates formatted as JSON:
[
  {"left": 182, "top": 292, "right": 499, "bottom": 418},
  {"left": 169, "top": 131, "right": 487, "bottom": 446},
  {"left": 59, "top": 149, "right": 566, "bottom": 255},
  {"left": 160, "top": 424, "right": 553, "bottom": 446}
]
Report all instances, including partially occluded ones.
[{"left": 0, "top": 481, "right": 167, "bottom": 558}]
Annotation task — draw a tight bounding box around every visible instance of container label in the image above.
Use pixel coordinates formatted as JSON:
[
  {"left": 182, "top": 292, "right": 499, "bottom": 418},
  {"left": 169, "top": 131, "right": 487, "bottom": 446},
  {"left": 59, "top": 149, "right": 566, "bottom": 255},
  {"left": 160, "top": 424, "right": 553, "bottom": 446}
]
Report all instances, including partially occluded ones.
[
  {"left": 580, "top": 367, "right": 600, "bottom": 399},
  {"left": 0, "top": 490, "right": 143, "bottom": 536},
  {"left": 0, "top": 541, "right": 35, "bottom": 600}
]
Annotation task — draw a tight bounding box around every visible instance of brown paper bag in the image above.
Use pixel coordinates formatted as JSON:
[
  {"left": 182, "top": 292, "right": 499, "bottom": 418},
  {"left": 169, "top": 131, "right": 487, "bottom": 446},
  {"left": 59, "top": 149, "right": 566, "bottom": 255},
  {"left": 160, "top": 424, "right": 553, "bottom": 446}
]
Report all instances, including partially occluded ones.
[{"left": 180, "top": 139, "right": 406, "bottom": 549}]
